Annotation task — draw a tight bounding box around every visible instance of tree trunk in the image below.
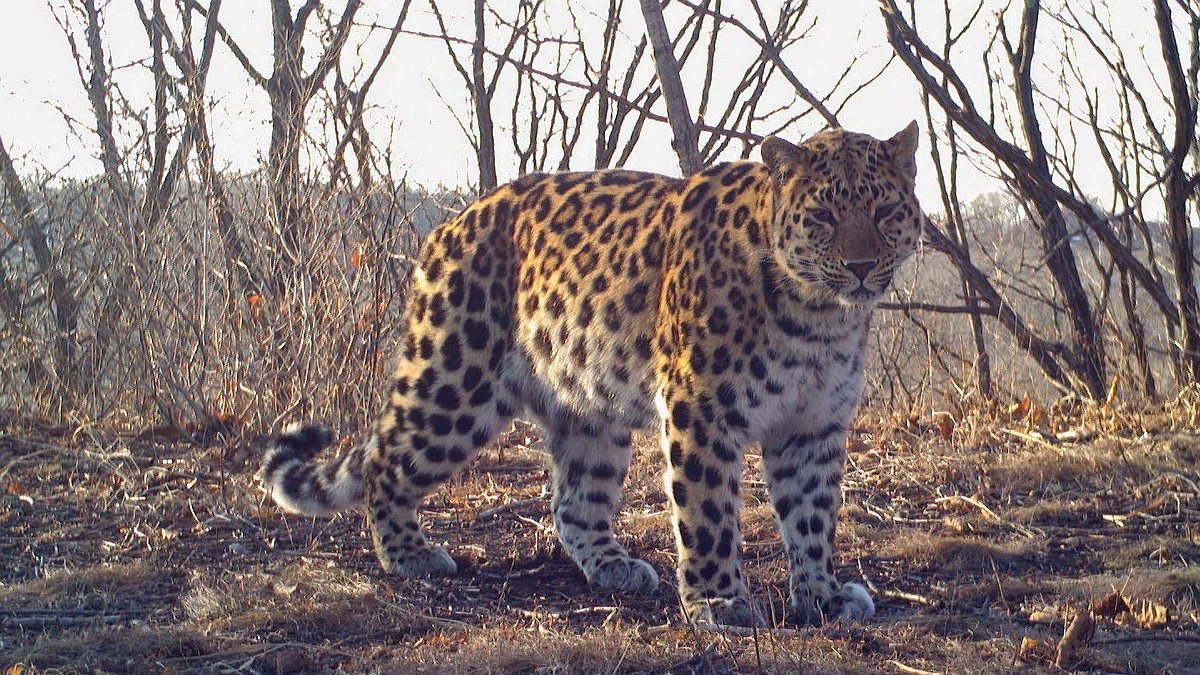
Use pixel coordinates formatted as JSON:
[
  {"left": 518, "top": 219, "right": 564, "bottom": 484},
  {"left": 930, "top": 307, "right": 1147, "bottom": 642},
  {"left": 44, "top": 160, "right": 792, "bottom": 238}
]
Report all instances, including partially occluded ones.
[
  {"left": 1005, "top": 1, "right": 1106, "bottom": 399},
  {"left": 924, "top": 96, "right": 993, "bottom": 398},
  {"left": 639, "top": 0, "right": 702, "bottom": 174},
  {"left": 80, "top": 0, "right": 132, "bottom": 213},
  {"left": 1154, "top": 0, "right": 1200, "bottom": 385},
  {"left": 267, "top": 0, "right": 308, "bottom": 263},
  {"left": 472, "top": 0, "right": 498, "bottom": 190}
]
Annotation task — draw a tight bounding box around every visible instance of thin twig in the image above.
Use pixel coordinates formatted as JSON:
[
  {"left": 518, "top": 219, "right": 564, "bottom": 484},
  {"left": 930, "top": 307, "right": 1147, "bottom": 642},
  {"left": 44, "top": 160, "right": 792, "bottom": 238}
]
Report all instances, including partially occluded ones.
[
  {"left": 886, "top": 660, "right": 945, "bottom": 675},
  {"left": 998, "top": 428, "right": 1059, "bottom": 448},
  {"left": 879, "top": 588, "right": 940, "bottom": 607},
  {"left": 641, "top": 622, "right": 868, "bottom": 639},
  {"left": 373, "top": 596, "right": 473, "bottom": 629}
]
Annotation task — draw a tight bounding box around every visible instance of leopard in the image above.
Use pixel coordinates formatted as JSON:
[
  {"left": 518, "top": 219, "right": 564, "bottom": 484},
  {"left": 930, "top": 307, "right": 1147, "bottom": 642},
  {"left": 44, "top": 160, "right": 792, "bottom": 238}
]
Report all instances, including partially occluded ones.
[{"left": 259, "top": 122, "right": 923, "bottom": 627}]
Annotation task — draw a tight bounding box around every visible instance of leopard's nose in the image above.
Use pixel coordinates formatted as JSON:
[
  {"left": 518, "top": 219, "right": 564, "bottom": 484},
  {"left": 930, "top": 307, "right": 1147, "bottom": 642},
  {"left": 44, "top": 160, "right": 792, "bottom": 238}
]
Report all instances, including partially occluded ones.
[{"left": 843, "top": 259, "right": 877, "bottom": 281}]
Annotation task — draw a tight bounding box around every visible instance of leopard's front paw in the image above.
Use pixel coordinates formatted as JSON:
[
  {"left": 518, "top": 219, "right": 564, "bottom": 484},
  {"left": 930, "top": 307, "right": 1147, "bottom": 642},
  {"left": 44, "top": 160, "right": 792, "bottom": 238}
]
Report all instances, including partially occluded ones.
[
  {"left": 383, "top": 544, "right": 458, "bottom": 577},
  {"left": 791, "top": 582, "right": 875, "bottom": 625},
  {"left": 825, "top": 582, "right": 874, "bottom": 621},
  {"left": 589, "top": 556, "right": 659, "bottom": 594},
  {"left": 684, "top": 595, "right": 762, "bottom": 627}
]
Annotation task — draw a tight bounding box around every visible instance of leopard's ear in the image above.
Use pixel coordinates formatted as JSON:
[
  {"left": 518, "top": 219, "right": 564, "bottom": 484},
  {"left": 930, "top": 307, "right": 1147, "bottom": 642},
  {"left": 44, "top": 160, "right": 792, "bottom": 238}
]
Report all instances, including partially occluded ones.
[
  {"left": 883, "top": 121, "right": 919, "bottom": 181},
  {"left": 760, "top": 136, "right": 812, "bottom": 179}
]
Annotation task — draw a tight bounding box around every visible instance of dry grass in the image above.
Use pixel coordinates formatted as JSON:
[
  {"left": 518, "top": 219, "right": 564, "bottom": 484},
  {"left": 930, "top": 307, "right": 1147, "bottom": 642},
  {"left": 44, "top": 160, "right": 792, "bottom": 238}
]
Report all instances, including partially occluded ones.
[
  {"left": 883, "top": 533, "right": 1037, "bottom": 573},
  {"left": 2, "top": 403, "right": 1199, "bottom": 674}
]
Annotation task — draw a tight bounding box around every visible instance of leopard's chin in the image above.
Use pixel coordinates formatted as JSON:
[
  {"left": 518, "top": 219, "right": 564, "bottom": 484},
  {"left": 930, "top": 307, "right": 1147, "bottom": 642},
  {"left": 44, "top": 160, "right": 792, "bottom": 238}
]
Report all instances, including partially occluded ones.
[{"left": 839, "top": 287, "right": 882, "bottom": 305}]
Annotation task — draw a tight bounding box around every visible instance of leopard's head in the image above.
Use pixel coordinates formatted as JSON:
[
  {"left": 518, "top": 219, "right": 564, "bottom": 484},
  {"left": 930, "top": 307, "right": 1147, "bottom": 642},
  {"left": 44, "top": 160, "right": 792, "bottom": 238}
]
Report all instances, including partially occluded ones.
[{"left": 761, "top": 122, "right": 922, "bottom": 306}]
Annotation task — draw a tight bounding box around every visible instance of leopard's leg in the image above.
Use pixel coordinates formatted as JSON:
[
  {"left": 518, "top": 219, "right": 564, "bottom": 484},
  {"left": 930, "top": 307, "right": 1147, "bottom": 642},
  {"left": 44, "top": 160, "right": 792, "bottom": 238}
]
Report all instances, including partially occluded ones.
[
  {"left": 364, "top": 357, "right": 515, "bottom": 577},
  {"left": 658, "top": 389, "right": 757, "bottom": 627},
  {"left": 762, "top": 424, "right": 874, "bottom": 625},
  {"left": 546, "top": 419, "right": 659, "bottom": 594},
  {"left": 364, "top": 218, "right": 519, "bottom": 577}
]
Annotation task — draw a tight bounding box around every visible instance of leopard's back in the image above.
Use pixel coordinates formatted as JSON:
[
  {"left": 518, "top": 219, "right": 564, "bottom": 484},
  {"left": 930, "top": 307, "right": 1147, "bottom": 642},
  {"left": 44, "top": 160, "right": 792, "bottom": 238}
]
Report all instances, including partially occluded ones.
[{"left": 475, "top": 169, "right": 688, "bottom": 428}]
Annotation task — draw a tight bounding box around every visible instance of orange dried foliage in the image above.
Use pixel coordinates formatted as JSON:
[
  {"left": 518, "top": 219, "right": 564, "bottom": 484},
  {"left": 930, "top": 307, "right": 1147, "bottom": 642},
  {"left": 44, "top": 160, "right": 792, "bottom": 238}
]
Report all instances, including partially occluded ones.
[
  {"left": 936, "top": 413, "right": 954, "bottom": 440},
  {"left": 246, "top": 292, "right": 263, "bottom": 318}
]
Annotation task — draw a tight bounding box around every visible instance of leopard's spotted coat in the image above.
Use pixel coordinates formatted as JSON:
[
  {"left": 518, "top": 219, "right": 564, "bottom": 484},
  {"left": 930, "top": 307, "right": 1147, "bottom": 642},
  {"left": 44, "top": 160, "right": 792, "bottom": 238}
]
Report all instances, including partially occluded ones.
[{"left": 260, "top": 123, "right": 923, "bottom": 626}]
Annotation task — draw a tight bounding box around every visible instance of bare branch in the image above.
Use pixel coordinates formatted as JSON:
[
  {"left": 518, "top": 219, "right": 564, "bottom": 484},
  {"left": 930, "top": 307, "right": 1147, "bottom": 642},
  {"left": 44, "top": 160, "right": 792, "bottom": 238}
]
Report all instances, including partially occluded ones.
[
  {"left": 676, "top": 0, "right": 838, "bottom": 127},
  {"left": 182, "top": 0, "right": 269, "bottom": 87}
]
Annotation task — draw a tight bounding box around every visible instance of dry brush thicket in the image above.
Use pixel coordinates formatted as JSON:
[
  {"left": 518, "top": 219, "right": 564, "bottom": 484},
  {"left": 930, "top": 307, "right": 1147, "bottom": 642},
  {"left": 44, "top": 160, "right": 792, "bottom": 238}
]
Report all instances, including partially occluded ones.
[{"left": 3, "top": 1, "right": 1197, "bottom": 435}]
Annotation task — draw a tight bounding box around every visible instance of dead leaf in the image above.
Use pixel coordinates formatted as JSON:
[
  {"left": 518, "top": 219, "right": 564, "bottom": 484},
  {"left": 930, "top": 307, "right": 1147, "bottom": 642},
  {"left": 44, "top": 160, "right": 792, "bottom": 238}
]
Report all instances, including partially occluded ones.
[
  {"left": 1017, "top": 636, "right": 1053, "bottom": 666},
  {"left": 1008, "top": 396, "right": 1032, "bottom": 419},
  {"left": 1103, "top": 376, "right": 1119, "bottom": 407},
  {"left": 1092, "top": 591, "right": 1129, "bottom": 620},
  {"left": 937, "top": 413, "right": 954, "bottom": 440},
  {"left": 246, "top": 292, "right": 264, "bottom": 318},
  {"left": 1029, "top": 402, "right": 1047, "bottom": 427},
  {"left": 1027, "top": 609, "right": 1060, "bottom": 625}
]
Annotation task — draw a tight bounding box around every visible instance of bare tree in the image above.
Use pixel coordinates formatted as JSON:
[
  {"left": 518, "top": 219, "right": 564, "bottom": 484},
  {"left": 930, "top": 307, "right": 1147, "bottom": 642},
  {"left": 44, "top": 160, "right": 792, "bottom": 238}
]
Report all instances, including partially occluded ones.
[
  {"left": 410, "top": 0, "right": 851, "bottom": 186},
  {"left": 0, "top": 0, "right": 429, "bottom": 429},
  {"left": 1152, "top": 0, "right": 1200, "bottom": 384},
  {"left": 426, "top": 0, "right": 526, "bottom": 190},
  {"left": 674, "top": 0, "right": 843, "bottom": 129},
  {"left": 892, "top": 0, "right": 994, "bottom": 398},
  {"left": 144, "top": 0, "right": 265, "bottom": 300},
  {"left": 1050, "top": 0, "right": 1198, "bottom": 397},
  {"left": 995, "top": 1, "right": 1106, "bottom": 398},
  {"left": 324, "top": 1, "right": 413, "bottom": 191},
  {"left": 879, "top": 0, "right": 1199, "bottom": 399},
  {"left": 192, "top": 0, "right": 361, "bottom": 267},
  {"left": 35, "top": 0, "right": 218, "bottom": 412}
]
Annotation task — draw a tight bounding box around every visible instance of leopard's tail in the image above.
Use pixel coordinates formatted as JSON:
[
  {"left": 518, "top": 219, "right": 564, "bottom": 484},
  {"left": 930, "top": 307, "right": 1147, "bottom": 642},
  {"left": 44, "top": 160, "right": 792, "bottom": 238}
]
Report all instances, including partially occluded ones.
[{"left": 258, "top": 422, "right": 367, "bottom": 516}]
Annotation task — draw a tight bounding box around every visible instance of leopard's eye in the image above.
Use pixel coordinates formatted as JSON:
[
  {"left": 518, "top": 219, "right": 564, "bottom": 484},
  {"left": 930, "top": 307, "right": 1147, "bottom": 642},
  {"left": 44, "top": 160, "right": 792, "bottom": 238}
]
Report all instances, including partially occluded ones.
[
  {"left": 808, "top": 208, "right": 836, "bottom": 224},
  {"left": 874, "top": 203, "right": 899, "bottom": 223}
]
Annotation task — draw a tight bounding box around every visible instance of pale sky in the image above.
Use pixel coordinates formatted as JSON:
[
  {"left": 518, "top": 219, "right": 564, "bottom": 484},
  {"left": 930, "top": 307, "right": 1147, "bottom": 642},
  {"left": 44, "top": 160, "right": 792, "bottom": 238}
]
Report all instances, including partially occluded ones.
[{"left": 0, "top": 1, "right": 1168, "bottom": 211}]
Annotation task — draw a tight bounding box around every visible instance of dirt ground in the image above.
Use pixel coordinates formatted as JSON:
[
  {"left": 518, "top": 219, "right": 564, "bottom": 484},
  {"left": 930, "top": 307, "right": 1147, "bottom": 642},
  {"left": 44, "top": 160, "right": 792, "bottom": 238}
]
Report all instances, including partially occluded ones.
[{"left": 2, "top": 406, "right": 1199, "bottom": 674}]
